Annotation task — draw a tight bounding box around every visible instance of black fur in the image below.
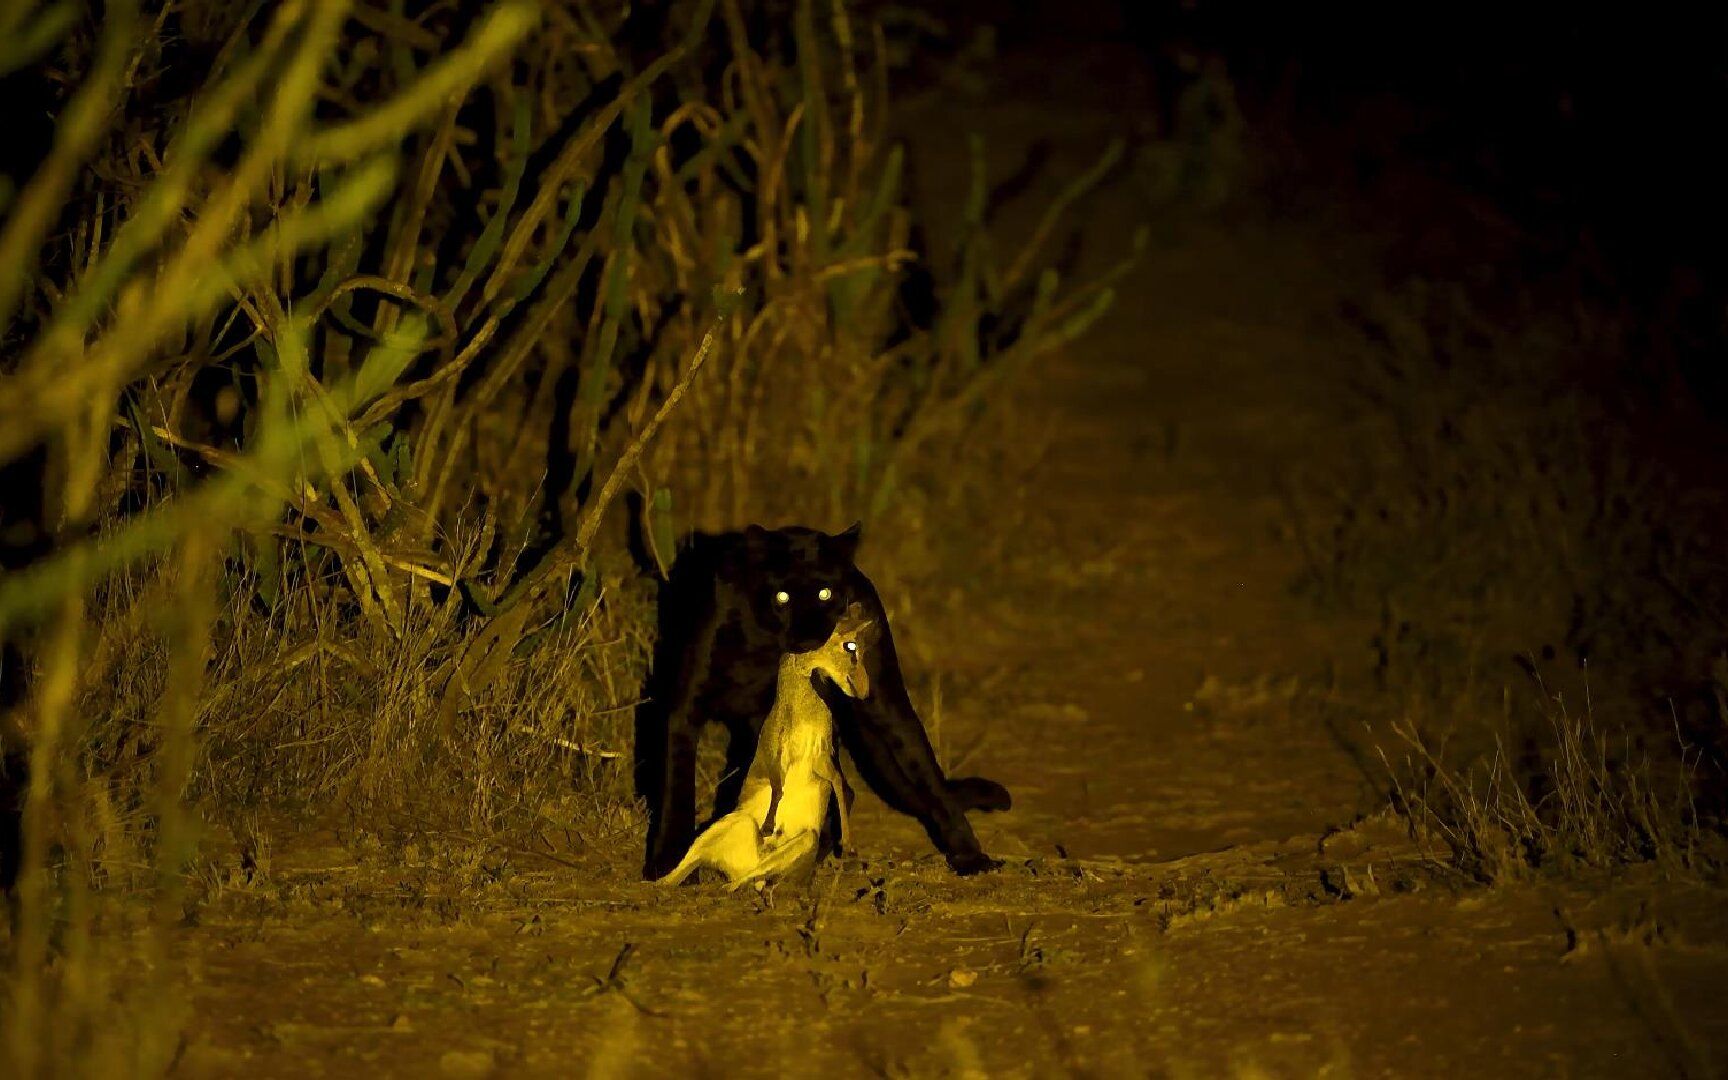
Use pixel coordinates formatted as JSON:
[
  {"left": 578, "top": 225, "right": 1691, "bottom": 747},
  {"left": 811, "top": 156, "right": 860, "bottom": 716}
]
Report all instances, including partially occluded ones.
[{"left": 634, "top": 524, "right": 1010, "bottom": 880}]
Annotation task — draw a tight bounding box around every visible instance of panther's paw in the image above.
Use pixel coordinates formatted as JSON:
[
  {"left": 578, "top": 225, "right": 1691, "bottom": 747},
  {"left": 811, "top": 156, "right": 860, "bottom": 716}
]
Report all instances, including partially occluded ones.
[{"left": 947, "top": 850, "right": 1004, "bottom": 877}]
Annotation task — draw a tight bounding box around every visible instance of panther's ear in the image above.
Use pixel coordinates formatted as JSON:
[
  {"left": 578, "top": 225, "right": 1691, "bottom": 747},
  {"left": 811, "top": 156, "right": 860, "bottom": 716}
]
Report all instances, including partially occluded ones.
[
  {"left": 831, "top": 520, "right": 862, "bottom": 561},
  {"left": 743, "top": 523, "right": 769, "bottom": 552}
]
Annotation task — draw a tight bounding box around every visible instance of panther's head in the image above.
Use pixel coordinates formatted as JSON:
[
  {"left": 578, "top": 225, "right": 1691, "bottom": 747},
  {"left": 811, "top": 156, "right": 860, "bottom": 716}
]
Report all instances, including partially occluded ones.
[{"left": 738, "top": 522, "right": 862, "bottom": 652}]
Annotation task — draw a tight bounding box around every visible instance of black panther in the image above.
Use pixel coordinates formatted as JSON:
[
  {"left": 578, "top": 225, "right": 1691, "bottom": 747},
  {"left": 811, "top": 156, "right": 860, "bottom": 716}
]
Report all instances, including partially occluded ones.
[{"left": 634, "top": 523, "right": 1011, "bottom": 880}]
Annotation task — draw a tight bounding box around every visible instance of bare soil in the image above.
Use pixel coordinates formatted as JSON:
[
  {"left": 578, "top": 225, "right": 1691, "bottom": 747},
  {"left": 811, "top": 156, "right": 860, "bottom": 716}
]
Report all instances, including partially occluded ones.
[{"left": 168, "top": 58, "right": 1728, "bottom": 1080}]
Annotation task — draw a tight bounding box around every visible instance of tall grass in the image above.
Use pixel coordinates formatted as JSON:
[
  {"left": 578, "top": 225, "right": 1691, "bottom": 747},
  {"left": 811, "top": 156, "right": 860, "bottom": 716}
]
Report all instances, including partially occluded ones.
[{"left": 0, "top": 1, "right": 1124, "bottom": 1071}]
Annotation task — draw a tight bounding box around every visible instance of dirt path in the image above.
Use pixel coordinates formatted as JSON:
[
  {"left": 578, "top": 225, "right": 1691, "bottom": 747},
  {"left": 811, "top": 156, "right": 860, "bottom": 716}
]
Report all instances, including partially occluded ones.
[{"left": 171, "top": 68, "right": 1728, "bottom": 1080}]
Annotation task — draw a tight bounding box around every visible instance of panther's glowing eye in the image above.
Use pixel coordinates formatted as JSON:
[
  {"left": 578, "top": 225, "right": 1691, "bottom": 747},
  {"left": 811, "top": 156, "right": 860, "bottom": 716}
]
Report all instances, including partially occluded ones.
[
  {"left": 818, "top": 587, "right": 833, "bottom": 602},
  {"left": 773, "top": 590, "right": 790, "bottom": 605},
  {"left": 844, "top": 641, "right": 857, "bottom": 654}
]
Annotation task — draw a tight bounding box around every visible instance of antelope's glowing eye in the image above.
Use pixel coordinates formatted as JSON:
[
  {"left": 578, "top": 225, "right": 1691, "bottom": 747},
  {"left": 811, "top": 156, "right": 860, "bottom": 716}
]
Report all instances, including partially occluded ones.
[
  {"left": 773, "top": 590, "right": 790, "bottom": 605},
  {"left": 817, "top": 586, "right": 833, "bottom": 602},
  {"left": 844, "top": 640, "right": 857, "bottom": 654}
]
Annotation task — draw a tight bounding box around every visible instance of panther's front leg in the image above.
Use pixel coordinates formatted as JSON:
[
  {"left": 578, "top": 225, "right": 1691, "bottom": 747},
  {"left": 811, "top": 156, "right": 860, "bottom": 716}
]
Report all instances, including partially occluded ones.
[
  {"left": 830, "top": 573, "right": 1011, "bottom": 875},
  {"left": 642, "top": 706, "right": 702, "bottom": 880},
  {"left": 838, "top": 695, "right": 1003, "bottom": 875}
]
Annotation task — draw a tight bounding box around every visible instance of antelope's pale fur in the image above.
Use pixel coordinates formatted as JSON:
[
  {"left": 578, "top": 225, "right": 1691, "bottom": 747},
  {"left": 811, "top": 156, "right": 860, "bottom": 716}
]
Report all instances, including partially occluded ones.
[{"left": 660, "top": 607, "right": 874, "bottom": 889}]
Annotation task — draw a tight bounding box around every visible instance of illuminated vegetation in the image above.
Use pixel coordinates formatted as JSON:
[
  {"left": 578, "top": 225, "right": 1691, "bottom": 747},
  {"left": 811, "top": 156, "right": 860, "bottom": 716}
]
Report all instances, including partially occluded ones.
[{"left": 0, "top": 0, "right": 1124, "bottom": 1069}]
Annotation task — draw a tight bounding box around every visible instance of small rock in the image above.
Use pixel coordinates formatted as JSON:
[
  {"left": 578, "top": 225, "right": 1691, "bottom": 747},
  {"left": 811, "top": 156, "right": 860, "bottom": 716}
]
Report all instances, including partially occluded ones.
[
  {"left": 948, "top": 968, "right": 978, "bottom": 989},
  {"left": 390, "top": 1013, "right": 414, "bottom": 1033}
]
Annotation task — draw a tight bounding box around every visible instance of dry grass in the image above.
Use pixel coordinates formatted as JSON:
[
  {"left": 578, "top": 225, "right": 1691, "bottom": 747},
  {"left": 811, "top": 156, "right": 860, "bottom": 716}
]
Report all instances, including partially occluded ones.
[
  {"left": 1377, "top": 672, "right": 1722, "bottom": 884},
  {"left": 0, "top": 1, "right": 1130, "bottom": 1071},
  {"left": 1283, "top": 280, "right": 1728, "bottom": 883}
]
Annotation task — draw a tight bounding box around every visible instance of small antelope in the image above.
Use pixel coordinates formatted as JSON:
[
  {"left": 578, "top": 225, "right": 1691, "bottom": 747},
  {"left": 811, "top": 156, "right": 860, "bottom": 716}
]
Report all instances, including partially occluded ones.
[{"left": 659, "top": 603, "right": 877, "bottom": 888}]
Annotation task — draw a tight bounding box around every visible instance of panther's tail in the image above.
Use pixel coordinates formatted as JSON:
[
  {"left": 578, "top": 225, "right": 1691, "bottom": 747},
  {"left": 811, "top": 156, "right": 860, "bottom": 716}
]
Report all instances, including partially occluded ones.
[{"left": 948, "top": 776, "right": 1012, "bottom": 813}]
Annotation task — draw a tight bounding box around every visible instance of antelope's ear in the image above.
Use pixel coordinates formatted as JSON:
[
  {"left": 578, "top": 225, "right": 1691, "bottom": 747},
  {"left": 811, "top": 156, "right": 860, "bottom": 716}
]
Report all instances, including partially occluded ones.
[{"left": 831, "top": 521, "right": 862, "bottom": 561}]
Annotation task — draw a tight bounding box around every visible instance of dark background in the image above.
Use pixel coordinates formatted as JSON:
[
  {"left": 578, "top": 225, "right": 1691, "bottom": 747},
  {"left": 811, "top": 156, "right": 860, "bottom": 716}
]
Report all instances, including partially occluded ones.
[{"left": 931, "top": 0, "right": 1728, "bottom": 418}]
